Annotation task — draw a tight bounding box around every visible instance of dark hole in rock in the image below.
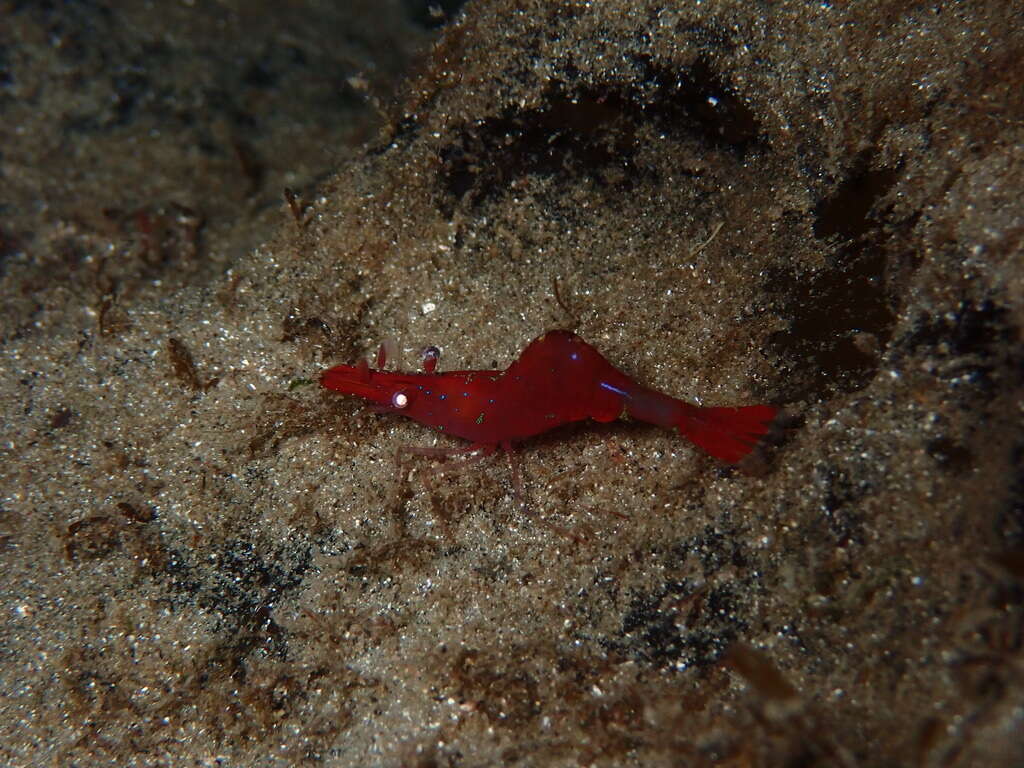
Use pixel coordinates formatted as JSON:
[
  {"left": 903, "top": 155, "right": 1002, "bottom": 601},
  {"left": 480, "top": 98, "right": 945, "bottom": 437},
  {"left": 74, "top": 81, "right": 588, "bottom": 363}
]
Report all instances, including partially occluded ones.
[
  {"left": 437, "top": 57, "right": 760, "bottom": 216},
  {"left": 767, "top": 156, "right": 904, "bottom": 401},
  {"left": 814, "top": 157, "right": 899, "bottom": 240},
  {"left": 766, "top": 248, "right": 898, "bottom": 401}
]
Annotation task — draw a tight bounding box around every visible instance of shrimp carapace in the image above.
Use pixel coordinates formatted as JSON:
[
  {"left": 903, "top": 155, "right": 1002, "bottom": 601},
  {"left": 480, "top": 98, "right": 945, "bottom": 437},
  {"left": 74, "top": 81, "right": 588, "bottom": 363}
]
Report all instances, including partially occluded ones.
[{"left": 321, "top": 330, "right": 778, "bottom": 463}]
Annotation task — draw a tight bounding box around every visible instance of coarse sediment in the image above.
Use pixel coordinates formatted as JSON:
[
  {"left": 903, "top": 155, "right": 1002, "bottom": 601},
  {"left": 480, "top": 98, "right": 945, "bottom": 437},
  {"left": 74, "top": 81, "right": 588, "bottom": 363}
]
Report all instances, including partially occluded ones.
[{"left": 1, "top": 1, "right": 1021, "bottom": 766}]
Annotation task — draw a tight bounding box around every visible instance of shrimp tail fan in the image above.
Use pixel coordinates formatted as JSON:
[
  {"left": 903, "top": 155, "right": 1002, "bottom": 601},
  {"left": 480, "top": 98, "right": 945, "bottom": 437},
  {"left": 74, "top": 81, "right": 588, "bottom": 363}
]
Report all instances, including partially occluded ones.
[{"left": 678, "top": 404, "right": 779, "bottom": 464}]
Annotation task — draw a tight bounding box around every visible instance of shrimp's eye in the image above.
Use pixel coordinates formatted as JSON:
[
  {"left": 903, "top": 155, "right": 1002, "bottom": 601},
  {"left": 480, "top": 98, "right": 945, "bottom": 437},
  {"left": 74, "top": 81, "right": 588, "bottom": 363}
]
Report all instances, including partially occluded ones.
[
  {"left": 392, "top": 391, "right": 410, "bottom": 409},
  {"left": 421, "top": 345, "right": 440, "bottom": 374}
]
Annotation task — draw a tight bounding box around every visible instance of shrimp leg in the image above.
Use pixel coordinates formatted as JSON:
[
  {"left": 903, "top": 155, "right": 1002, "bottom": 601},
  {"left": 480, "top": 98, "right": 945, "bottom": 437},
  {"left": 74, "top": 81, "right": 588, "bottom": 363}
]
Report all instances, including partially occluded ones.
[
  {"left": 389, "top": 443, "right": 497, "bottom": 536},
  {"left": 503, "top": 443, "right": 584, "bottom": 543}
]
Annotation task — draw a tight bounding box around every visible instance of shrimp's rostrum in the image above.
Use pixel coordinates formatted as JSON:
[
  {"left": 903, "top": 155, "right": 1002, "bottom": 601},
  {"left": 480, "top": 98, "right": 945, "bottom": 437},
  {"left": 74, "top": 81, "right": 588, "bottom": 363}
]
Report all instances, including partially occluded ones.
[{"left": 321, "top": 330, "right": 777, "bottom": 463}]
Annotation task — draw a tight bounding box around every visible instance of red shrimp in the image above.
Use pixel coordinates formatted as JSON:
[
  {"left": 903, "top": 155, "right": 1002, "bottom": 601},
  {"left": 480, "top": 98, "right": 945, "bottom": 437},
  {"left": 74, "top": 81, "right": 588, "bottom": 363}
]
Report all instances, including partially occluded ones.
[{"left": 321, "top": 330, "right": 777, "bottom": 463}]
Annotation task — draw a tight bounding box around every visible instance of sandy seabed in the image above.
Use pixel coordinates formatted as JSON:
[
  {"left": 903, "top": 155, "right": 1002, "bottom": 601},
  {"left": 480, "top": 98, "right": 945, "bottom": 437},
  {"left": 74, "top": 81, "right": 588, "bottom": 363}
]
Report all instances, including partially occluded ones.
[{"left": 1, "top": 1, "right": 1022, "bottom": 766}]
